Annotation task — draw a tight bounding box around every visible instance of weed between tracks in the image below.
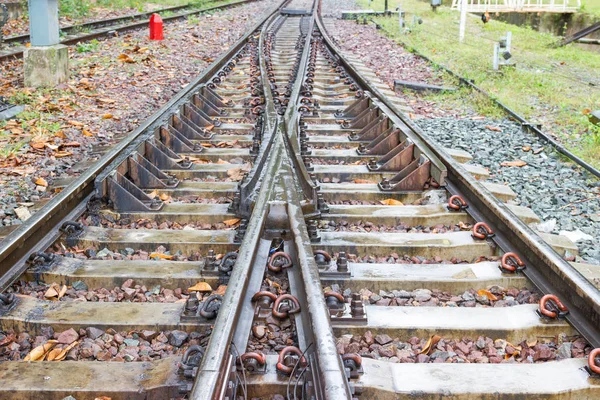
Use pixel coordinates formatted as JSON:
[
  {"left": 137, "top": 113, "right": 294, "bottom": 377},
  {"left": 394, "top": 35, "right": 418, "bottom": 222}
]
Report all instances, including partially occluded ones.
[{"left": 357, "top": 0, "right": 600, "bottom": 168}]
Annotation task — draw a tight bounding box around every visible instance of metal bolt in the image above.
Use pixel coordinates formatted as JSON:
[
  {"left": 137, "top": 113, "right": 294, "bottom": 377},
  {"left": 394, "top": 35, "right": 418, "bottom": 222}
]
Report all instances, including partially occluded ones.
[
  {"left": 337, "top": 252, "right": 348, "bottom": 273},
  {"left": 308, "top": 221, "right": 321, "bottom": 242},
  {"left": 351, "top": 293, "right": 365, "bottom": 318},
  {"left": 380, "top": 178, "right": 392, "bottom": 190},
  {"left": 204, "top": 249, "right": 216, "bottom": 270}
]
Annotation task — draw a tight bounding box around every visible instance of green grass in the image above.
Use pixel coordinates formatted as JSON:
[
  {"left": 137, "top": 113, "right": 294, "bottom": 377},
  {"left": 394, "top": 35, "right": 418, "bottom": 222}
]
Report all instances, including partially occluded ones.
[
  {"left": 76, "top": 39, "right": 100, "bottom": 53},
  {"left": 580, "top": 0, "right": 600, "bottom": 15},
  {"left": 356, "top": 0, "right": 600, "bottom": 168},
  {"left": 58, "top": 0, "right": 207, "bottom": 19}
]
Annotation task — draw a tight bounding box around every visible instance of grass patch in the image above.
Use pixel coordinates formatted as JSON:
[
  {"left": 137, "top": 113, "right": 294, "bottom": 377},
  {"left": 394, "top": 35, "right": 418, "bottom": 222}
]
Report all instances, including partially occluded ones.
[
  {"left": 57, "top": 0, "right": 207, "bottom": 19},
  {"left": 580, "top": 0, "right": 600, "bottom": 16},
  {"left": 76, "top": 39, "right": 101, "bottom": 53},
  {"left": 356, "top": 0, "right": 600, "bottom": 167}
]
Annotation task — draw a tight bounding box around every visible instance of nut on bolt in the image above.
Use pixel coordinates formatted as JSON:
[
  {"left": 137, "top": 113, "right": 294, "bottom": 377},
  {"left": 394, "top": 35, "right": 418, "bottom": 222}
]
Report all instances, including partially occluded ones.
[
  {"left": 350, "top": 293, "right": 365, "bottom": 318},
  {"left": 336, "top": 252, "right": 349, "bottom": 273}
]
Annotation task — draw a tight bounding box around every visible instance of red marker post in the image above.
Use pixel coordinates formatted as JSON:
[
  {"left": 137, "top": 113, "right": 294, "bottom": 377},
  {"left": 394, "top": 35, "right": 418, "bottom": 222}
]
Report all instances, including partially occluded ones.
[{"left": 149, "top": 14, "right": 164, "bottom": 41}]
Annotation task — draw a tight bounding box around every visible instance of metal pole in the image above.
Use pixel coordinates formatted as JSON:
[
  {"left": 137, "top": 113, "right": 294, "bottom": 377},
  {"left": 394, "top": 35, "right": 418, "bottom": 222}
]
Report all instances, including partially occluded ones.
[
  {"left": 459, "top": 0, "right": 467, "bottom": 43},
  {"left": 493, "top": 42, "right": 499, "bottom": 70},
  {"left": 28, "top": 0, "right": 60, "bottom": 46},
  {"left": 398, "top": 4, "right": 403, "bottom": 33},
  {"left": 385, "top": 0, "right": 389, "bottom": 13}
]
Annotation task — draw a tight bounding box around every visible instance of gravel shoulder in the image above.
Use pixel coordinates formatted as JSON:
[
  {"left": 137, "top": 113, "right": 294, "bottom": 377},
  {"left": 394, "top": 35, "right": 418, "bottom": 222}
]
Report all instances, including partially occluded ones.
[{"left": 0, "top": 0, "right": 278, "bottom": 231}]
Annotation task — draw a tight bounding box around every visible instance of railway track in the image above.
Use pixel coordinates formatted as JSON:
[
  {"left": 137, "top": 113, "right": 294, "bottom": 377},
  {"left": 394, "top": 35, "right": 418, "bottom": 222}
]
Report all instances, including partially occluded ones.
[
  {"left": 0, "top": 0, "right": 256, "bottom": 62},
  {"left": 0, "top": 0, "right": 599, "bottom": 399}
]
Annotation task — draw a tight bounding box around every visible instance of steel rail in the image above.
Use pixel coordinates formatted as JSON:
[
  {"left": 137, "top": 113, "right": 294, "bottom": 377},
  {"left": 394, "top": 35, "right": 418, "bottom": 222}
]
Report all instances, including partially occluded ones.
[
  {"left": 0, "top": 0, "right": 258, "bottom": 62},
  {"left": 317, "top": 6, "right": 600, "bottom": 348},
  {"left": 279, "top": 3, "right": 352, "bottom": 397},
  {"left": 369, "top": 20, "right": 600, "bottom": 179},
  {"left": 2, "top": 0, "right": 205, "bottom": 45},
  {"left": 0, "top": 0, "right": 284, "bottom": 291},
  {"left": 189, "top": 2, "right": 291, "bottom": 397}
]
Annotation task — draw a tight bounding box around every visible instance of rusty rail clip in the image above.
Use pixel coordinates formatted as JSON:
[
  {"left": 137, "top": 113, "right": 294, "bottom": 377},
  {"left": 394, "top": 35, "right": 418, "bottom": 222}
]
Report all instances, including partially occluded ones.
[{"left": 537, "top": 294, "right": 569, "bottom": 319}]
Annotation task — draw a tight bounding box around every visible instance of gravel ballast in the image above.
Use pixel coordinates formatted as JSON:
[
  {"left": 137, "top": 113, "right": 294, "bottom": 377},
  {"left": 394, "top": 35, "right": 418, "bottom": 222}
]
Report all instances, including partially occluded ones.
[{"left": 418, "top": 118, "right": 600, "bottom": 265}]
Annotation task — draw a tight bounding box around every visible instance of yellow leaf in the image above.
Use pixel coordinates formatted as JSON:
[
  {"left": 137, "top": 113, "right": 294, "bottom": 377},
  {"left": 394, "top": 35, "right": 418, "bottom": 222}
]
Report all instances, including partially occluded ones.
[
  {"left": 216, "top": 159, "right": 229, "bottom": 164},
  {"left": 46, "top": 347, "right": 62, "bottom": 361},
  {"left": 500, "top": 160, "right": 527, "bottom": 167},
  {"left": 68, "top": 120, "right": 85, "bottom": 127},
  {"left": 419, "top": 335, "right": 441, "bottom": 355},
  {"left": 149, "top": 253, "right": 174, "bottom": 260},
  {"left": 35, "top": 177, "right": 48, "bottom": 187},
  {"left": 102, "top": 113, "right": 113, "bottom": 119},
  {"left": 54, "top": 341, "right": 79, "bottom": 361},
  {"left": 188, "top": 282, "right": 213, "bottom": 292},
  {"left": 58, "top": 285, "right": 68, "bottom": 300},
  {"left": 118, "top": 54, "right": 135, "bottom": 63},
  {"left": 82, "top": 130, "right": 94, "bottom": 137},
  {"left": 159, "top": 193, "right": 171, "bottom": 201},
  {"left": 476, "top": 289, "right": 498, "bottom": 301},
  {"left": 379, "top": 199, "right": 404, "bottom": 206},
  {"left": 29, "top": 142, "right": 46, "bottom": 150},
  {"left": 214, "top": 285, "right": 227, "bottom": 295},
  {"left": 44, "top": 286, "right": 59, "bottom": 299},
  {"left": 24, "top": 340, "right": 58, "bottom": 361},
  {"left": 223, "top": 218, "right": 241, "bottom": 227},
  {"left": 54, "top": 151, "right": 73, "bottom": 158}
]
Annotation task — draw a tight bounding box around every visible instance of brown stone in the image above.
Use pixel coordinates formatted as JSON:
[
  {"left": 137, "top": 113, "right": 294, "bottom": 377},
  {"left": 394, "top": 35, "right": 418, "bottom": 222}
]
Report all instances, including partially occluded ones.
[
  {"left": 375, "top": 334, "right": 392, "bottom": 346},
  {"left": 57, "top": 329, "right": 79, "bottom": 345}
]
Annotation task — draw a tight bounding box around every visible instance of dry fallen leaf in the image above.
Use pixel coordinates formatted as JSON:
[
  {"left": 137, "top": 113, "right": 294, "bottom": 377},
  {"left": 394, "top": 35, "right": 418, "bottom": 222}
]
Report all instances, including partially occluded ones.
[
  {"left": 223, "top": 218, "right": 241, "bottom": 227},
  {"left": 500, "top": 160, "right": 527, "bottom": 167},
  {"left": 118, "top": 54, "right": 135, "bottom": 63},
  {"left": 485, "top": 125, "right": 502, "bottom": 132},
  {"left": 214, "top": 285, "right": 227, "bottom": 295},
  {"left": 522, "top": 146, "right": 531, "bottom": 152},
  {"left": 55, "top": 341, "right": 79, "bottom": 361},
  {"left": 68, "top": 120, "right": 85, "bottom": 127},
  {"left": 82, "top": 129, "right": 94, "bottom": 137},
  {"left": 420, "top": 335, "right": 442, "bottom": 355},
  {"left": 54, "top": 151, "right": 73, "bottom": 158},
  {"left": 58, "top": 285, "right": 68, "bottom": 300},
  {"left": 353, "top": 179, "right": 376, "bottom": 184},
  {"left": 102, "top": 113, "right": 114, "bottom": 119},
  {"left": 29, "top": 142, "right": 46, "bottom": 150},
  {"left": 44, "top": 285, "right": 59, "bottom": 299},
  {"left": 24, "top": 340, "right": 58, "bottom": 361},
  {"left": 476, "top": 289, "right": 498, "bottom": 301},
  {"left": 159, "top": 193, "right": 171, "bottom": 201},
  {"left": 35, "top": 177, "right": 48, "bottom": 187},
  {"left": 379, "top": 199, "right": 403, "bottom": 206},
  {"left": 149, "top": 253, "right": 174, "bottom": 260},
  {"left": 188, "top": 282, "right": 213, "bottom": 292},
  {"left": 45, "top": 347, "right": 62, "bottom": 361}
]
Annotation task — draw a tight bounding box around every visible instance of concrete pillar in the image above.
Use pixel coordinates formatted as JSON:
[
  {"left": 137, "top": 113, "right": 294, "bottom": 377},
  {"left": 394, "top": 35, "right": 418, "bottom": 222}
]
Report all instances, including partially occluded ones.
[{"left": 24, "top": 0, "right": 69, "bottom": 87}]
